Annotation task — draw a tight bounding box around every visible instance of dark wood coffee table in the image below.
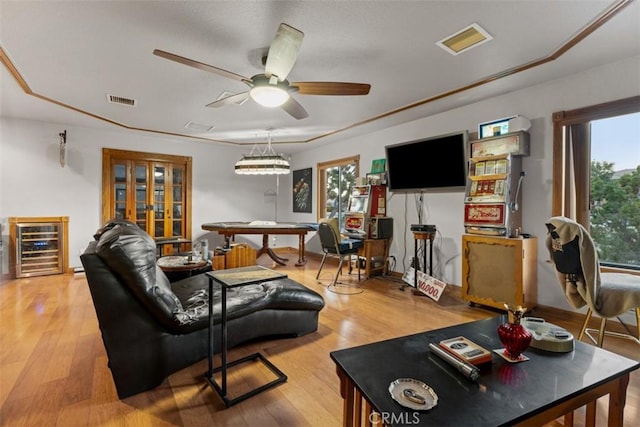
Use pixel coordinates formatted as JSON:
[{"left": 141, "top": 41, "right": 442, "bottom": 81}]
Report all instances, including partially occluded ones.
[{"left": 331, "top": 317, "right": 639, "bottom": 426}]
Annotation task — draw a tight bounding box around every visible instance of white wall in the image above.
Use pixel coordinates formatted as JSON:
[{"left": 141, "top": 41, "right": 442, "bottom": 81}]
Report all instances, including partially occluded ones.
[
  {"left": 0, "top": 120, "right": 280, "bottom": 272},
  {"left": 282, "top": 55, "right": 640, "bottom": 312},
  {"left": 1, "top": 55, "right": 638, "bottom": 316}
]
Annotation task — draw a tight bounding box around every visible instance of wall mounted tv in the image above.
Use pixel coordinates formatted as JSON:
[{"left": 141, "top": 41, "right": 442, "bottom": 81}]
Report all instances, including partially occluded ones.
[{"left": 385, "top": 130, "right": 469, "bottom": 193}]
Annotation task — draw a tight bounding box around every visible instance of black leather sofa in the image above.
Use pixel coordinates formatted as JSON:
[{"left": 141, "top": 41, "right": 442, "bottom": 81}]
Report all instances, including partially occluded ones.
[{"left": 81, "top": 221, "right": 325, "bottom": 399}]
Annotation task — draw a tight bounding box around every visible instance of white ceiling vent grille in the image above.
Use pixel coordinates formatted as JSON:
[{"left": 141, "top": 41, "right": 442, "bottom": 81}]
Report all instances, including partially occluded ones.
[
  {"left": 184, "top": 121, "right": 215, "bottom": 132},
  {"left": 436, "top": 23, "right": 493, "bottom": 56},
  {"left": 107, "top": 94, "right": 137, "bottom": 106}
]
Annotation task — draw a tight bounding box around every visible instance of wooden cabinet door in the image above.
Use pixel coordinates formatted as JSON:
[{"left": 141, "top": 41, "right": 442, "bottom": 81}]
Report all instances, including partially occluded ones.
[
  {"left": 461, "top": 234, "right": 537, "bottom": 310},
  {"left": 103, "top": 149, "right": 192, "bottom": 248},
  {"left": 151, "top": 163, "right": 187, "bottom": 240},
  {"left": 109, "top": 159, "right": 151, "bottom": 232}
]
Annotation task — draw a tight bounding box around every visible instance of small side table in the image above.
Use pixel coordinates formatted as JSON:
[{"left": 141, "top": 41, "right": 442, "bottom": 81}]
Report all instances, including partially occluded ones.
[
  {"left": 157, "top": 255, "right": 209, "bottom": 282},
  {"left": 358, "top": 239, "right": 389, "bottom": 278},
  {"left": 205, "top": 266, "right": 288, "bottom": 407}
]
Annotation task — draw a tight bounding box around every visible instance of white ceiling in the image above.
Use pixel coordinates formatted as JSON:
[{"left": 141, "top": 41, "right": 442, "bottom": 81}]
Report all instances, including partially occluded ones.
[{"left": 1, "top": 1, "right": 639, "bottom": 150}]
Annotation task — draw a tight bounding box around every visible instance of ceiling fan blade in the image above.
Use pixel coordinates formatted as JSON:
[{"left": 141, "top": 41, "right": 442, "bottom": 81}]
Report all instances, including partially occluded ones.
[
  {"left": 153, "top": 49, "right": 249, "bottom": 83},
  {"left": 281, "top": 97, "right": 309, "bottom": 120},
  {"left": 292, "top": 82, "right": 371, "bottom": 96},
  {"left": 206, "top": 92, "right": 250, "bottom": 108},
  {"left": 265, "top": 23, "right": 304, "bottom": 81}
]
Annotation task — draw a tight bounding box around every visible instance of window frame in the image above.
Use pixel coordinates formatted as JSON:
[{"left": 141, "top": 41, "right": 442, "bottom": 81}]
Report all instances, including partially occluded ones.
[
  {"left": 316, "top": 155, "right": 360, "bottom": 224},
  {"left": 552, "top": 95, "right": 640, "bottom": 275}
]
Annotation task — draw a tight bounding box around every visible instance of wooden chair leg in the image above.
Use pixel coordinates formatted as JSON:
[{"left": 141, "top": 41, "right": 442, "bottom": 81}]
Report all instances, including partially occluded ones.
[
  {"left": 578, "top": 308, "right": 593, "bottom": 341},
  {"left": 597, "top": 317, "right": 607, "bottom": 347}
]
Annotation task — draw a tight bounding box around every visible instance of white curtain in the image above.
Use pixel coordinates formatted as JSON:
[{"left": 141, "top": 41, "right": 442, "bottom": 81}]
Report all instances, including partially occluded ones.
[{"left": 562, "top": 122, "right": 591, "bottom": 229}]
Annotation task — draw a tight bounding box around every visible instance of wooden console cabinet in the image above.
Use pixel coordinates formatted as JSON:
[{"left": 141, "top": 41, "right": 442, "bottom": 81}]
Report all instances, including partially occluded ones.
[
  {"left": 461, "top": 234, "right": 537, "bottom": 310},
  {"left": 9, "top": 216, "right": 69, "bottom": 279},
  {"left": 358, "top": 239, "right": 389, "bottom": 278}
]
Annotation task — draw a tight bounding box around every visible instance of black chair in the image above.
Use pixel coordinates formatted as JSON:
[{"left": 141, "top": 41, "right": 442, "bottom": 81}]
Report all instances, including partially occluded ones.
[
  {"left": 315, "top": 220, "right": 363, "bottom": 293},
  {"left": 545, "top": 216, "right": 640, "bottom": 347}
]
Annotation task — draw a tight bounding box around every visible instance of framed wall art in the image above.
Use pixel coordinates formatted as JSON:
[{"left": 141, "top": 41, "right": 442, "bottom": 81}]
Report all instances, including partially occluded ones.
[{"left": 293, "top": 168, "right": 312, "bottom": 213}]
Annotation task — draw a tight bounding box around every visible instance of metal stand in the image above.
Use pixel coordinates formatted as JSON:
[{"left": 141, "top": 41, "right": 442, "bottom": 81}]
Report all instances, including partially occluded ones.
[
  {"left": 411, "top": 230, "right": 435, "bottom": 293},
  {"left": 204, "top": 275, "right": 287, "bottom": 407}
]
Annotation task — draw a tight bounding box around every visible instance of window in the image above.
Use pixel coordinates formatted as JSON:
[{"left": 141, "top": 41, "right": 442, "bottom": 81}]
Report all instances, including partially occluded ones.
[
  {"left": 317, "top": 155, "right": 359, "bottom": 230},
  {"left": 552, "top": 96, "right": 640, "bottom": 272}
]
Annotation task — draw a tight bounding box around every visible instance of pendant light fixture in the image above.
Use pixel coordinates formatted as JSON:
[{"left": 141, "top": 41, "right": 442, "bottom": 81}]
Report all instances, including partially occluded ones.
[{"left": 235, "top": 131, "right": 290, "bottom": 175}]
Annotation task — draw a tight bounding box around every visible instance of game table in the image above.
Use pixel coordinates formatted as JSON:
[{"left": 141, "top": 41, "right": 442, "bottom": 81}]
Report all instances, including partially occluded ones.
[{"left": 201, "top": 221, "right": 317, "bottom": 266}]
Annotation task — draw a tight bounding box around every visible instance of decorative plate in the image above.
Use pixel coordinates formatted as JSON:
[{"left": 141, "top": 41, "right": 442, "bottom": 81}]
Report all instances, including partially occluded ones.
[{"left": 388, "top": 378, "right": 438, "bottom": 411}]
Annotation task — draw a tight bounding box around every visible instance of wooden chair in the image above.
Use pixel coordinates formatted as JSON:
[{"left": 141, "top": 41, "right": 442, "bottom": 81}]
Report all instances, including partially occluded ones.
[{"left": 545, "top": 216, "right": 640, "bottom": 347}]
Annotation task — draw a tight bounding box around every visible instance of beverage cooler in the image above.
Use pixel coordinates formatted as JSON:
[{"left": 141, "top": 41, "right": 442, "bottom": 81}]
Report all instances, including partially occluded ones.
[
  {"left": 464, "top": 131, "right": 529, "bottom": 237},
  {"left": 9, "top": 216, "right": 69, "bottom": 278}
]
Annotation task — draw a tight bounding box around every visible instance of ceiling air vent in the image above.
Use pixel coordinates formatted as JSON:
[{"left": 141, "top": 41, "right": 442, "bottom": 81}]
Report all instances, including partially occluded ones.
[
  {"left": 107, "top": 94, "right": 137, "bottom": 106},
  {"left": 184, "top": 121, "right": 215, "bottom": 132},
  {"left": 436, "top": 23, "right": 493, "bottom": 56}
]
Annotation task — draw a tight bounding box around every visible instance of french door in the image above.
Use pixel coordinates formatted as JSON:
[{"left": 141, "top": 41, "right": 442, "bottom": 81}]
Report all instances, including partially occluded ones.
[{"left": 102, "top": 149, "right": 192, "bottom": 248}]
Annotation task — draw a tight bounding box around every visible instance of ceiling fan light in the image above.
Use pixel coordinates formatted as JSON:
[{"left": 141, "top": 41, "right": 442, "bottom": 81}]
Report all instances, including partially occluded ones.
[{"left": 250, "top": 86, "right": 290, "bottom": 107}]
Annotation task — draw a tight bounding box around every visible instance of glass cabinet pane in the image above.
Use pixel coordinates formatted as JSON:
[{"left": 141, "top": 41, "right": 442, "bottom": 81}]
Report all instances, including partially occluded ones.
[
  {"left": 115, "top": 184, "right": 126, "bottom": 201},
  {"left": 115, "top": 203, "right": 126, "bottom": 219},
  {"left": 135, "top": 165, "right": 148, "bottom": 231},
  {"left": 154, "top": 166, "right": 165, "bottom": 185},
  {"left": 114, "top": 164, "right": 126, "bottom": 182},
  {"left": 172, "top": 220, "right": 182, "bottom": 237},
  {"left": 172, "top": 186, "right": 182, "bottom": 203},
  {"left": 173, "top": 204, "right": 182, "bottom": 219},
  {"left": 173, "top": 167, "right": 183, "bottom": 185},
  {"left": 155, "top": 221, "right": 165, "bottom": 238},
  {"left": 135, "top": 166, "right": 147, "bottom": 202},
  {"left": 113, "top": 162, "right": 129, "bottom": 219},
  {"left": 153, "top": 165, "right": 167, "bottom": 239}
]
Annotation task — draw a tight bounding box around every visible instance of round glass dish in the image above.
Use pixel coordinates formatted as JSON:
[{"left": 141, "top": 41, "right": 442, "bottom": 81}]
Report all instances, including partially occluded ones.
[{"left": 388, "top": 378, "right": 438, "bottom": 411}]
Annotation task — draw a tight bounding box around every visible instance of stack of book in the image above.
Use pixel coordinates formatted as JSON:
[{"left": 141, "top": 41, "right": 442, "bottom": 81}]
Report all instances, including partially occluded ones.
[{"left": 438, "top": 336, "right": 492, "bottom": 366}]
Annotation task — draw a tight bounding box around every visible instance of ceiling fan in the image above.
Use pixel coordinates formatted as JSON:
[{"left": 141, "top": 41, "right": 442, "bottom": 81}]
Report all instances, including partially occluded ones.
[{"left": 153, "top": 23, "right": 371, "bottom": 120}]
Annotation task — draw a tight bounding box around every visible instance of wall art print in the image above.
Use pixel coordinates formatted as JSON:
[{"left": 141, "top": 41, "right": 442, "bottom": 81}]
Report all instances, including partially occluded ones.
[{"left": 292, "top": 168, "right": 312, "bottom": 213}]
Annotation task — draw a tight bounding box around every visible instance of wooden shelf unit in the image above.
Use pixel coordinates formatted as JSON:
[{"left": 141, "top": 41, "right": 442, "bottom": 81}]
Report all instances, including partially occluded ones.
[
  {"left": 9, "top": 216, "right": 69, "bottom": 279},
  {"left": 461, "top": 234, "right": 537, "bottom": 310},
  {"left": 358, "top": 239, "right": 389, "bottom": 278}
]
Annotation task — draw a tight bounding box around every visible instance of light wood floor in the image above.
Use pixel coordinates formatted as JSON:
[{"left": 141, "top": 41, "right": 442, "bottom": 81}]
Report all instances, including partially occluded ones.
[{"left": 1, "top": 251, "right": 638, "bottom": 426}]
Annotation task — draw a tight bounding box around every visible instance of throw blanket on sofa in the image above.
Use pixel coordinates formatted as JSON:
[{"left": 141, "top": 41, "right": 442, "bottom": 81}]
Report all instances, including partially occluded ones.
[{"left": 545, "top": 216, "right": 640, "bottom": 318}]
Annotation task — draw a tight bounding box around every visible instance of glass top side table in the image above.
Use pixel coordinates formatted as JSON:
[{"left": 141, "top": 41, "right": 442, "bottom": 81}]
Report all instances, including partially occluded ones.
[{"left": 204, "top": 265, "right": 288, "bottom": 407}]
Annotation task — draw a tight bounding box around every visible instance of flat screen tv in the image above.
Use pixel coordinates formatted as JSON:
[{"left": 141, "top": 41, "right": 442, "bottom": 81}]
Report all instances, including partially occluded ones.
[{"left": 385, "top": 130, "right": 469, "bottom": 193}]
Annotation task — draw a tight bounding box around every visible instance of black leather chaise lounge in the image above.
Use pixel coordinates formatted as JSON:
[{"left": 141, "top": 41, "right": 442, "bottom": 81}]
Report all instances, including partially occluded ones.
[{"left": 81, "top": 221, "right": 325, "bottom": 398}]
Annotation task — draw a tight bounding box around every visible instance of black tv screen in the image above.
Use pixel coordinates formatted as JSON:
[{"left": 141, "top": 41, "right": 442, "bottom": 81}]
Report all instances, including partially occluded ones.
[{"left": 385, "top": 130, "right": 469, "bottom": 193}]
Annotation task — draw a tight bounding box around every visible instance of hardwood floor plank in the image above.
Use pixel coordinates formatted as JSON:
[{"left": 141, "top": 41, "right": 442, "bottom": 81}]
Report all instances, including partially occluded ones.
[
  {"left": 0, "top": 255, "right": 638, "bottom": 426},
  {"left": 55, "top": 399, "right": 92, "bottom": 426}
]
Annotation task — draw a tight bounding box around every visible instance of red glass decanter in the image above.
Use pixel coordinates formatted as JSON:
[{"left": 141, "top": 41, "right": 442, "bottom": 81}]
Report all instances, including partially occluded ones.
[{"left": 498, "top": 305, "right": 532, "bottom": 360}]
